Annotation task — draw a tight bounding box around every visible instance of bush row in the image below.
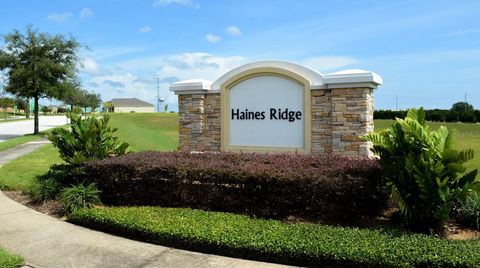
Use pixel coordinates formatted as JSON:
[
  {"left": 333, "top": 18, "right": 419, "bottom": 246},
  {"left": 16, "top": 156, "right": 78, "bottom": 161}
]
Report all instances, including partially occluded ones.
[
  {"left": 83, "top": 152, "right": 387, "bottom": 222},
  {"left": 70, "top": 206, "right": 480, "bottom": 267},
  {"left": 374, "top": 109, "right": 480, "bottom": 123}
]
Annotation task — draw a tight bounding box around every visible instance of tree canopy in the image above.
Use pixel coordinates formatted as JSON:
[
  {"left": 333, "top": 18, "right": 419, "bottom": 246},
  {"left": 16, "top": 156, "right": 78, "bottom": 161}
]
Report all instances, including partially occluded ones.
[
  {"left": 451, "top": 102, "right": 474, "bottom": 113},
  {"left": 0, "top": 26, "right": 81, "bottom": 133}
]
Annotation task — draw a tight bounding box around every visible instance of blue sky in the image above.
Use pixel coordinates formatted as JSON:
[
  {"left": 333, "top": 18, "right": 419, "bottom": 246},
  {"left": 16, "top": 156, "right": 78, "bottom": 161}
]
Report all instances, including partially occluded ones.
[{"left": 1, "top": 0, "right": 480, "bottom": 111}]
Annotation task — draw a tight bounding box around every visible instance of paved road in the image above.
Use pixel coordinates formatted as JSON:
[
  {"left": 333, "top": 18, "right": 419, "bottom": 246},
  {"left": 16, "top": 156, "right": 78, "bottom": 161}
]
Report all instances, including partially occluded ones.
[{"left": 0, "top": 116, "right": 67, "bottom": 142}]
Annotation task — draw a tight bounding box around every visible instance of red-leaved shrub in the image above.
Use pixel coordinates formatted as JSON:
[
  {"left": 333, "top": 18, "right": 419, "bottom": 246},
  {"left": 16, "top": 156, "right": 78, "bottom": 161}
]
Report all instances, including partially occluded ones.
[{"left": 84, "top": 152, "right": 387, "bottom": 222}]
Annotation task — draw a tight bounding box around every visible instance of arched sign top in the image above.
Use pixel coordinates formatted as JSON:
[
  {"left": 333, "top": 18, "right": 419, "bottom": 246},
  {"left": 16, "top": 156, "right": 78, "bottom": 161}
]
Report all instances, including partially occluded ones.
[{"left": 212, "top": 60, "right": 324, "bottom": 90}]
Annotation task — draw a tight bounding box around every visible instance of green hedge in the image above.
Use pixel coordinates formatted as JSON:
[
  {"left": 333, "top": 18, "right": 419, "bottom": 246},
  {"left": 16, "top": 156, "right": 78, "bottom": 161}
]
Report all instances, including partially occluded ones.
[{"left": 70, "top": 207, "right": 480, "bottom": 267}]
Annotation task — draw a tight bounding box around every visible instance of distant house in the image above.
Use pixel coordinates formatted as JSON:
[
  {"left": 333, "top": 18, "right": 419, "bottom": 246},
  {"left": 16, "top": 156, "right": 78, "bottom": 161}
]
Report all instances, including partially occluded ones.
[{"left": 110, "top": 98, "right": 155, "bottom": 113}]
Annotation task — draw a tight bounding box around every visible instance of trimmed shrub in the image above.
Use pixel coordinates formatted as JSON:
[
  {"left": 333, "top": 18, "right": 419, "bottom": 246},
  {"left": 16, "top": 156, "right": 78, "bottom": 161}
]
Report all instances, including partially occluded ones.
[
  {"left": 363, "top": 108, "right": 479, "bottom": 232},
  {"left": 454, "top": 191, "right": 480, "bottom": 229},
  {"left": 84, "top": 152, "right": 387, "bottom": 222},
  {"left": 70, "top": 206, "right": 480, "bottom": 268},
  {"left": 60, "top": 183, "right": 101, "bottom": 214}
]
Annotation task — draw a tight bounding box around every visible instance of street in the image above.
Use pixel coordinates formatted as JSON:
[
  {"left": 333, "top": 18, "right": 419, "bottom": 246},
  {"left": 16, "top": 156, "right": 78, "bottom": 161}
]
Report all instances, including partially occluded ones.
[{"left": 0, "top": 116, "right": 67, "bottom": 142}]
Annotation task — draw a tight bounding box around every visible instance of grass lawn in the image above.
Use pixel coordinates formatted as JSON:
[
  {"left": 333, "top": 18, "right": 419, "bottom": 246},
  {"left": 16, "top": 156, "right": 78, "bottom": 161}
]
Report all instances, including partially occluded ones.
[
  {"left": 109, "top": 113, "right": 178, "bottom": 152},
  {"left": 0, "top": 133, "right": 45, "bottom": 152},
  {"left": 0, "top": 246, "right": 24, "bottom": 268},
  {"left": 0, "top": 144, "right": 61, "bottom": 191},
  {"left": 375, "top": 119, "right": 480, "bottom": 172},
  {"left": 0, "top": 125, "right": 70, "bottom": 152}
]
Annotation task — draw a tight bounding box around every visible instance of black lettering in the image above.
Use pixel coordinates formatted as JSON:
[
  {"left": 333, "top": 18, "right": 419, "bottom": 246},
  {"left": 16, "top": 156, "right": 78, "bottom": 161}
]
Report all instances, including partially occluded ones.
[
  {"left": 296, "top": 111, "right": 302, "bottom": 120},
  {"left": 248, "top": 111, "right": 255, "bottom": 120},
  {"left": 270, "top": 108, "right": 277, "bottom": 119},
  {"left": 288, "top": 110, "right": 296, "bottom": 122},
  {"left": 280, "top": 108, "right": 288, "bottom": 119},
  {"left": 260, "top": 111, "right": 265, "bottom": 120},
  {"left": 231, "top": 109, "right": 239, "bottom": 120}
]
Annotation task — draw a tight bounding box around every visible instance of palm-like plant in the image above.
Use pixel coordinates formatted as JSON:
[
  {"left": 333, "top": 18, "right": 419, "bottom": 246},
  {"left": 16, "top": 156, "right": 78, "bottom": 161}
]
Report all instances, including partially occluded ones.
[
  {"left": 49, "top": 113, "right": 129, "bottom": 165},
  {"left": 363, "top": 108, "right": 478, "bottom": 232}
]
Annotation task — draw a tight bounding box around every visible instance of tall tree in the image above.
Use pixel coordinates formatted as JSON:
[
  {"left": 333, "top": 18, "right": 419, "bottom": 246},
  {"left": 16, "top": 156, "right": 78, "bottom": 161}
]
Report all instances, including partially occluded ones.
[
  {"left": 451, "top": 102, "right": 474, "bottom": 113},
  {"left": 0, "top": 26, "right": 81, "bottom": 133}
]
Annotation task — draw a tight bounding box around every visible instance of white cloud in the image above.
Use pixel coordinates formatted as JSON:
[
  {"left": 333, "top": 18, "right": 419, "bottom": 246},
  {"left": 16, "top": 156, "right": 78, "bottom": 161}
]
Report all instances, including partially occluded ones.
[
  {"left": 226, "top": 26, "right": 242, "bottom": 36},
  {"left": 301, "top": 56, "right": 358, "bottom": 72},
  {"left": 139, "top": 26, "right": 152, "bottom": 33},
  {"left": 153, "top": 0, "right": 199, "bottom": 9},
  {"left": 80, "top": 8, "right": 93, "bottom": 19},
  {"left": 79, "top": 57, "right": 113, "bottom": 77},
  {"left": 85, "top": 52, "right": 247, "bottom": 110},
  {"left": 46, "top": 12, "right": 74, "bottom": 23},
  {"left": 205, "top": 33, "right": 221, "bottom": 43}
]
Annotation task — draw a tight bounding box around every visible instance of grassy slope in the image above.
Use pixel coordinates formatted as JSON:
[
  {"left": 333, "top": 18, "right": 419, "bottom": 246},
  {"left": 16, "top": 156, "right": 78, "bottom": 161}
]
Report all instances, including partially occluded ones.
[
  {"left": 109, "top": 113, "right": 178, "bottom": 152},
  {"left": 375, "top": 119, "right": 480, "bottom": 172},
  {"left": 0, "top": 246, "right": 24, "bottom": 268},
  {"left": 0, "top": 144, "right": 61, "bottom": 190}
]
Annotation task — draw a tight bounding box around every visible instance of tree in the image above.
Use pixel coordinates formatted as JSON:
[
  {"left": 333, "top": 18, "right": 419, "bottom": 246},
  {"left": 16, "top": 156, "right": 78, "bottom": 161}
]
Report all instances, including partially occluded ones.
[
  {"left": 60, "top": 85, "right": 84, "bottom": 112},
  {"left": 103, "top": 101, "right": 113, "bottom": 113},
  {"left": 451, "top": 102, "right": 474, "bottom": 113},
  {"left": 0, "top": 26, "right": 81, "bottom": 134},
  {"left": 85, "top": 92, "right": 101, "bottom": 114},
  {"left": 164, "top": 103, "right": 168, "bottom": 112}
]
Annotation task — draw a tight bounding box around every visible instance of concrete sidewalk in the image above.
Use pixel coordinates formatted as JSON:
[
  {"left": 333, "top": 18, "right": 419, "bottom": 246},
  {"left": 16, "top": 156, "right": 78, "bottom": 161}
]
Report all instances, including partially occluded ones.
[
  {"left": 0, "top": 192, "right": 288, "bottom": 268},
  {"left": 0, "top": 139, "right": 51, "bottom": 167}
]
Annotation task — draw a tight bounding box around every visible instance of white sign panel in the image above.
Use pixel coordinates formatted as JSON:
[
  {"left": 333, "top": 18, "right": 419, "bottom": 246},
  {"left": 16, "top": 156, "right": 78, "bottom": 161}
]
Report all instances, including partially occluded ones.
[{"left": 229, "top": 75, "right": 304, "bottom": 148}]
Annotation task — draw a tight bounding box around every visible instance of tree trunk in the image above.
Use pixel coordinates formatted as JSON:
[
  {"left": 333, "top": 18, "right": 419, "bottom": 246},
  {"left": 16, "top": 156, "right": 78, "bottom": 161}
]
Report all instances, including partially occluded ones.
[
  {"left": 26, "top": 98, "right": 30, "bottom": 119},
  {"left": 34, "top": 96, "right": 39, "bottom": 134}
]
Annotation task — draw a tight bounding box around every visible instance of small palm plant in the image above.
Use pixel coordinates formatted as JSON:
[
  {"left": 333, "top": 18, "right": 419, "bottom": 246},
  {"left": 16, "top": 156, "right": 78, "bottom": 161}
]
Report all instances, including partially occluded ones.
[
  {"left": 49, "top": 113, "right": 129, "bottom": 165},
  {"left": 363, "top": 108, "right": 478, "bottom": 232}
]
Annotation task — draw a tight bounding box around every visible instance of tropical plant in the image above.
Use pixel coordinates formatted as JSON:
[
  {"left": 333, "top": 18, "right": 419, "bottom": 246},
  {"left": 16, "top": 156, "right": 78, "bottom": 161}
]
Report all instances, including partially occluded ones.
[
  {"left": 29, "top": 177, "right": 62, "bottom": 201},
  {"left": 362, "top": 108, "right": 479, "bottom": 232},
  {"left": 454, "top": 191, "right": 480, "bottom": 229},
  {"left": 49, "top": 113, "right": 129, "bottom": 165},
  {"left": 60, "top": 183, "right": 101, "bottom": 214}
]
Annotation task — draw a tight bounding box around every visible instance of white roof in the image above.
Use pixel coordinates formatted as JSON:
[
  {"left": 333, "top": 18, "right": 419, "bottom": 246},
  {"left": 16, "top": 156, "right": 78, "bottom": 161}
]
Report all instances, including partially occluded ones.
[{"left": 170, "top": 60, "right": 382, "bottom": 94}]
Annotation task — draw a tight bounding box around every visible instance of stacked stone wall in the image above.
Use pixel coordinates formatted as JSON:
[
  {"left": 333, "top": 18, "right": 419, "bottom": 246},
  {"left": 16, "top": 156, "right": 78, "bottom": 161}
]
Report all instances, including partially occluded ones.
[{"left": 177, "top": 87, "right": 374, "bottom": 157}]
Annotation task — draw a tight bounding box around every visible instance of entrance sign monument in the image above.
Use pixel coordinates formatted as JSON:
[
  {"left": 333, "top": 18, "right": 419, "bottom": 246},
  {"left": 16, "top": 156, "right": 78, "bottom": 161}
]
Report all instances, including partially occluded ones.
[{"left": 170, "top": 61, "right": 382, "bottom": 157}]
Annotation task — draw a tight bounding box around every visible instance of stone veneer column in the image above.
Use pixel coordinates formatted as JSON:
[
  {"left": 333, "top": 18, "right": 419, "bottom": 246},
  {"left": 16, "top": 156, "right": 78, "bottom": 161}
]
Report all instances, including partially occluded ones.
[
  {"left": 329, "top": 88, "right": 374, "bottom": 157},
  {"left": 311, "top": 89, "right": 333, "bottom": 154},
  {"left": 178, "top": 94, "right": 205, "bottom": 151},
  {"left": 178, "top": 93, "right": 222, "bottom": 152}
]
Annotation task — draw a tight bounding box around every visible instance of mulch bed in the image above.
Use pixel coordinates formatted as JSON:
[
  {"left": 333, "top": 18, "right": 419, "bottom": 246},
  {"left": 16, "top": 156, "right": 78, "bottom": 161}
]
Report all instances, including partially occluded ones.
[{"left": 4, "top": 190, "right": 64, "bottom": 219}]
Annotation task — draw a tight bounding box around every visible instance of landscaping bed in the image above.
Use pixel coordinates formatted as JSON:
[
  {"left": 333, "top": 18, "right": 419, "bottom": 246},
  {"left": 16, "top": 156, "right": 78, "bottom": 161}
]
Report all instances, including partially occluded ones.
[
  {"left": 84, "top": 152, "right": 388, "bottom": 222},
  {"left": 70, "top": 206, "right": 480, "bottom": 268}
]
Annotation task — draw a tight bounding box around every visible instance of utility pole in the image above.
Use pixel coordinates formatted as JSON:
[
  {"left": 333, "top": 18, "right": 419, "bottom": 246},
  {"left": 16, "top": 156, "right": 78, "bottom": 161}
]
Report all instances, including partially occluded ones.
[{"left": 157, "top": 77, "right": 160, "bottom": 113}]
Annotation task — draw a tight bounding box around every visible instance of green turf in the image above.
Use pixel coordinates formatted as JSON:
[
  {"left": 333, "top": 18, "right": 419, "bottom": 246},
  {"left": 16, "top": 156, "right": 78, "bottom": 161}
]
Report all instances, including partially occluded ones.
[
  {"left": 375, "top": 120, "right": 480, "bottom": 173},
  {"left": 109, "top": 113, "right": 179, "bottom": 152},
  {"left": 0, "top": 134, "right": 44, "bottom": 152},
  {"left": 0, "top": 144, "right": 61, "bottom": 191},
  {"left": 0, "top": 126, "right": 69, "bottom": 152},
  {"left": 0, "top": 246, "right": 24, "bottom": 268}
]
